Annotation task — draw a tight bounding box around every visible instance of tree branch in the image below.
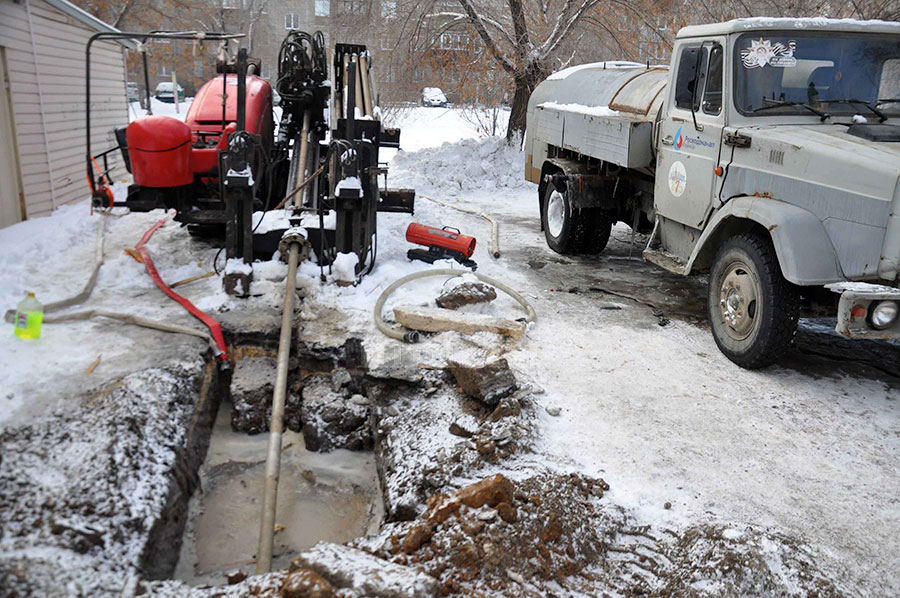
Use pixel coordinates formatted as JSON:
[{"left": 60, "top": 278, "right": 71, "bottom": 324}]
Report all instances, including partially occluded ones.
[{"left": 456, "top": 0, "right": 516, "bottom": 73}]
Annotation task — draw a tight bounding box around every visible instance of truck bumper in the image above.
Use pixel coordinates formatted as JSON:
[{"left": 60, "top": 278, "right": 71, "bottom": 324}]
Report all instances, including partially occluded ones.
[{"left": 827, "top": 282, "right": 900, "bottom": 339}]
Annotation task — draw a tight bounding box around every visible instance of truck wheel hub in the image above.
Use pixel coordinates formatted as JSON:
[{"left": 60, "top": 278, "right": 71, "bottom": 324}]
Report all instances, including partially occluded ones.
[
  {"left": 547, "top": 190, "right": 566, "bottom": 238},
  {"left": 719, "top": 263, "right": 759, "bottom": 340}
]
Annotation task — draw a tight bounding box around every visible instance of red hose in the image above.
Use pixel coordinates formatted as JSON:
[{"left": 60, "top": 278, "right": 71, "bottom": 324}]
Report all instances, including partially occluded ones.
[{"left": 135, "top": 215, "right": 228, "bottom": 360}]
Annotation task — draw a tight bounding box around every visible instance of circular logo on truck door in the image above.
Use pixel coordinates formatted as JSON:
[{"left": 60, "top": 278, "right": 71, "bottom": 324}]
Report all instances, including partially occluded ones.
[{"left": 668, "top": 161, "right": 687, "bottom": 197}]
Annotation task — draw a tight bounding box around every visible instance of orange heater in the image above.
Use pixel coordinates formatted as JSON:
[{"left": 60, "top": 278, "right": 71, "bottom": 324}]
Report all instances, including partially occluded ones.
[{"left": 406, "top": 223, "right": 477, "bottom": 269}]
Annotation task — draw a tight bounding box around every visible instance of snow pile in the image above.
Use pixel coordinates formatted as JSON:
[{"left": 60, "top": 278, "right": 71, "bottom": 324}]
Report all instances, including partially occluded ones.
[
  {"left": 335, "top": 176, "right": 362, "bottom": 195},
  {"left": 224, "top": 258, "right": 252, "bottom": 276},
  {"left": 389, "top": 135, "right": 528, "bottom": 195},
  {"left": 382, "top": 106, "right": 511, "bottom": 151},
  {"left": 539, "top": 101, "right": 620, "bottom": 118},
  {"left": 332, "top": 252, "right": 359, "bottom": 283},
  {"left": 733, "top": 16, "right": 900, "bottom": 29}
]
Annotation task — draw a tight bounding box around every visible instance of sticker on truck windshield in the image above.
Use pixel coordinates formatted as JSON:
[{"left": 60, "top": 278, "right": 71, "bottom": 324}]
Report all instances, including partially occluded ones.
[
  {"left": 741, "top": 39, "right": 797, "bottom": 69},
  {"left": 668, "top": 161, "right": 687, "bottom": 197}
]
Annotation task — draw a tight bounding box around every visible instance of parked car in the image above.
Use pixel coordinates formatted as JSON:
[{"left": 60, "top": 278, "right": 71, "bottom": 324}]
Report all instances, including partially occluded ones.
[
  {"left": 154, "top": 81, "right": 184, "bottom": 103},
  {"left": 421, "top": 87, "right": 448, "bottom": 107}
]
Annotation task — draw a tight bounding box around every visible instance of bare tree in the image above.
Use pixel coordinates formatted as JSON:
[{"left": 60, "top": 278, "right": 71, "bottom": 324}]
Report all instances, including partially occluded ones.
[
  {"left": 427, "top": 0, "right": 603, "bottom": 141},
  {"left": 199, "top": 0, "right": 270, "bottom": 54}
]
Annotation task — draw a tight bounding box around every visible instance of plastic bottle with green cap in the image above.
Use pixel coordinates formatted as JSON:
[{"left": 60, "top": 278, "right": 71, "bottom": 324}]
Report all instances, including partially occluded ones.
[{"left": 14, "top": 292, "right": 43, "bottom": 339}]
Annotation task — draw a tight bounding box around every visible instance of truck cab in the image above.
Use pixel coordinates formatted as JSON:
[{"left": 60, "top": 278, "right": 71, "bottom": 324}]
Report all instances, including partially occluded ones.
[{"left": 525, "top": 18, "right": 900, "bottom": 368}]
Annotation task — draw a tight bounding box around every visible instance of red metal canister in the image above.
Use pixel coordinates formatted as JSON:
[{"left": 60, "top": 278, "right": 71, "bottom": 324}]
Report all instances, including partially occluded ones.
[
  {"left": 126, "top": 116, "right": 193, "bottom": 188},
  {"left": 406, "top": 223, "right": 476, "bottom": 258}
]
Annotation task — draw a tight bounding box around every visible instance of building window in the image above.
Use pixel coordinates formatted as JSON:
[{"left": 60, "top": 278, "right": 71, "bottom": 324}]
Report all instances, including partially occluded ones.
[
  {"left": 341, "top": 0, "right": 369, "bottom": 14},
  {"left": 193, "top": 60, "right": 203, "bottom": 77},
  {"left": 380, "top": 33, "right": 392, "bottom": 51},
  {"left": 315, "top": 0, "right": 330, "bottom": 16},
  {"left": 223, "top": 0, "right": 242, "bottom": 8},
  {"left": 439, "top": 32, "right": 470, "bottom": 51},
  {"left": 413, "top": 67, "right": 424, "bottom": 82},
  {"left": 381, "top": 0, "right": 396, "bottom": 18},
  {"left": 285, "top": 13, "right": 299, "bottom": 29}
]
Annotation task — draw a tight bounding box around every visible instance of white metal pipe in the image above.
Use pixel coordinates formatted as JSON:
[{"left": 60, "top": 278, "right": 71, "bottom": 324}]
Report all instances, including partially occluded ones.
[
  {"left": 256, "top": 241, "right": 300, "bottom": 574},
  {"left": 359, "top": 54, "right": 374, "bottom": 118},
  {"left": 296, "top": 110, "right": 311, "bottom": 208}
]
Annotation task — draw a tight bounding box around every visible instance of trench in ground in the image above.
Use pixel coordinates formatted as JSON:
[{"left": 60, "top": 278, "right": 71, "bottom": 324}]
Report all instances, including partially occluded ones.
[{"left": 150, "top": 340, "right": 386, "bottom": 588}]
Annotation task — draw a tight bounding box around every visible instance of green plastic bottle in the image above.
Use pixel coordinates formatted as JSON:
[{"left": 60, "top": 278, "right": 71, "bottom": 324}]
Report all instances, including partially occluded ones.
[{"left": 14, "top": 292, "right": 43, "bottom": 339}]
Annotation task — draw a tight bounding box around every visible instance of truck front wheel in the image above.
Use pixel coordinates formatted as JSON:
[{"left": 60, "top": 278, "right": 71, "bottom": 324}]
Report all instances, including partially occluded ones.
[
  {"left": 541, "top": 185, "right": 583, "bottom": 254},
  {"left": 708, "top": 233, "right": 800, "bottom": 369}
]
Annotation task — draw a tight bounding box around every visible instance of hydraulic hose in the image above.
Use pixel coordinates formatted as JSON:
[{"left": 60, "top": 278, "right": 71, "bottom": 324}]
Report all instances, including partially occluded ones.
[
  {"left": 420, "top": 194, "right": 501, "bottom": 258},
  {"left": 43, "top": 309, "right": 220, "bottom": 356},
  {"left": 134, "top": 215, "right": 229, "bottom": 361},
  {"left": 4, "top": 210, "right": 110, "bottom": 324},
  {"left": 373, "top": 268, "right": 536, "bottom": 342},
  {"left": 256, "top": 238, "right": 301, "bottom": 574}
]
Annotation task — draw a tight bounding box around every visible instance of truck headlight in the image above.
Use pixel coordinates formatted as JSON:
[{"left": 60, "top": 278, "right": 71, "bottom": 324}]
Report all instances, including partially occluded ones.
[{"left": 868, "top": 300, "right": 899, "bottom": 330}]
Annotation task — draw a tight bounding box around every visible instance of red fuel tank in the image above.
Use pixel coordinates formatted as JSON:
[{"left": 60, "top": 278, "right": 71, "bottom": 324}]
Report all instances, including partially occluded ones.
[
  {"left": 406, "top": 223, "right": 477, "bottom": 258},
  {"left": 127, "top": 116, "right": 193, "bottom": 188}
]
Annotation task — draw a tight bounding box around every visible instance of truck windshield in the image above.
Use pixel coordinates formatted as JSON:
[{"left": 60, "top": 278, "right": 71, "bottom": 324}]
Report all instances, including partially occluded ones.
[{"left": 734, "top": 32, "right": 900, "bottom": 117}]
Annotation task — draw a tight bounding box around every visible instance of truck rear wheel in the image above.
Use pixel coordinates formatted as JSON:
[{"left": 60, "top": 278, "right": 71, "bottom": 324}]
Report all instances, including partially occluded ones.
[
  {"left": 541, "top": 185, "right": 584, "bottom": 254},
  {"left": 581, "top": 209, "right": 613, "bottom": 254},
  {"left": 708, "top": 233, "right": 800, "bottom": 369}
]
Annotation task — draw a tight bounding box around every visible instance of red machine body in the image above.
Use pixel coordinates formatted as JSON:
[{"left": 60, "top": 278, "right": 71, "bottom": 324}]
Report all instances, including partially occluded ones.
[
  {"left": 126, "top": 74, "right": 274, "bottom": 189},
  {"left": 406, "top": 223, "right": 476, "bottom": 258},
  {"left": 126, "top": 116, "right": 194, "bottom": 188},
  {"left": 186, "top": 74, "right": 273, "bottom": 177}
]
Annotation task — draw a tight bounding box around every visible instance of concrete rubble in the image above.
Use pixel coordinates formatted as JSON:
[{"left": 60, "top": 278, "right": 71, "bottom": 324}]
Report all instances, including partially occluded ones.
[
  {"left": 300, "top": 370, "right": 372, "bottom": 452},
  {"left": 447, "top": 358, "right": 518, "bottom": 406},
  {"left": 435, "top": 282, "right": 497, "bottom": 310}
]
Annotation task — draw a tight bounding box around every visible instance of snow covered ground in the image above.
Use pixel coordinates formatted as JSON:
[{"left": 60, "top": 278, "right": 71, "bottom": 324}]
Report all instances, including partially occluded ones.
[{"left": 1, "top": 107, "right": 898, "bottom": 595}]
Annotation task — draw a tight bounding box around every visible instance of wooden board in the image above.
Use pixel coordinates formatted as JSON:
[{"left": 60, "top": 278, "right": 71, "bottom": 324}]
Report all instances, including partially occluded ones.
[{"left": 393, "top": 306, "right": 526, "bottom": 340}]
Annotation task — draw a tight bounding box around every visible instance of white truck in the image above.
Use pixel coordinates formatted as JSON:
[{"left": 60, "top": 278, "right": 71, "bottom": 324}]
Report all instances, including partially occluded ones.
[{"left": 525, "top": 18, "right": 900, "bottom": 368}]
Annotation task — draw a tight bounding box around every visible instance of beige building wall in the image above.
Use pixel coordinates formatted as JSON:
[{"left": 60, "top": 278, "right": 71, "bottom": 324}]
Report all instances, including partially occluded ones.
[{"left": 0, "top": 0, "right": 129, "bottom": 221}]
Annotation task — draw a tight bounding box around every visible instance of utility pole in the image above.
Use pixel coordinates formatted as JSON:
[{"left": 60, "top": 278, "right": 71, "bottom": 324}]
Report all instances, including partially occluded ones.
[{"left": 172, "top": 71, "right": 180, "bottom": 113}]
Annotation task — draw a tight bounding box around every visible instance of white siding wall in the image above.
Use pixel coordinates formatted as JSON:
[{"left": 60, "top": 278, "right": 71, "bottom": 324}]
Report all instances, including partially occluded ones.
[{"left": 0, "top": 0, "right": 128, "bottom": 218}]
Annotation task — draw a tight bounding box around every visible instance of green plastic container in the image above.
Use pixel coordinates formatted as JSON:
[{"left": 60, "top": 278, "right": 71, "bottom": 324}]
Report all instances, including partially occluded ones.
[{"left": 14, "top": 292, "right": 43, "bottom": 339}]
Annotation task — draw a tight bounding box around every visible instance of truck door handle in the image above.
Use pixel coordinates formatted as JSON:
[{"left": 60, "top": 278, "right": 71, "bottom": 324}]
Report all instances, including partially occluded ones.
[{"left": 662, "top": 135, "right": 674, "bottom": 145}]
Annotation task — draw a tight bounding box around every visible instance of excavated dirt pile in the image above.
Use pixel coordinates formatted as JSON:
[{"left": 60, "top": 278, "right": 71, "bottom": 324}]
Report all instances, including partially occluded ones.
[
  {"left": 351, "top": 472, "right": 845, "bottom": 598},
  {"left": 366, "top": 473, "right": 610, "bottom": 596}
]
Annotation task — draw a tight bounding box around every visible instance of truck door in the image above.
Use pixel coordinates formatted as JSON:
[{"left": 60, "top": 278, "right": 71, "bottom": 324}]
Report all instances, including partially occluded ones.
[{"left": 655, "top": 39, "right": 726, "bottom": 230}]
